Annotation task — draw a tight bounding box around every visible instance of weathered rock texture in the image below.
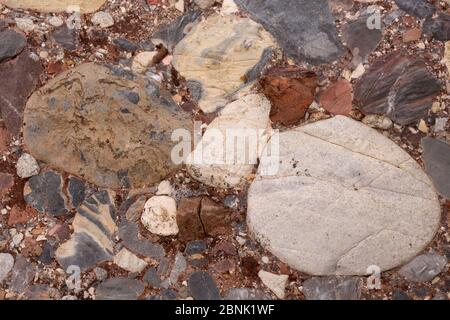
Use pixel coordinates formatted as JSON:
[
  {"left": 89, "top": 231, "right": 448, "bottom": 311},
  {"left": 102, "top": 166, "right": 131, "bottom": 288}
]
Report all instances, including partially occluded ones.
[
  {"left": 0, "top": 0, "right": 107, "bottom": 13},
  {"left": 0, "top": 50, "right": 42, "bottom": 136},
  {"left": 173, "top": 14, "right": 275, "bottom": 113},
  {"left": 187, "top": 94, "right": 272, "bottom": 189},
  {"left": 247, "top": 116, "right": 441, "bottom": 275},
  {"left": 56, "top": 190, "right": 117, "bottom": 272},
  {"left": 354, "top": 51, "right": 441, "bottom": 125},
  {"left": 235, "top": 0, "right": 344, "bottom": 65},
  {"left": 261, "top": 66, "right": 317, "bottom": 126},
  {"left": 23, "top": 63, "right": 191, "bottom": 189},
  {"left": 421, "top": 137, "right": 450, "bottom": 199}
]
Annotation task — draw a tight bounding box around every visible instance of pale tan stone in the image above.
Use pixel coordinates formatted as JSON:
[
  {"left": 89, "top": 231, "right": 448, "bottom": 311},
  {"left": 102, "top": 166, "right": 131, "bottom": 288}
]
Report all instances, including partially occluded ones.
[
  {"left": 0, "top": 0, "right": 106, "bottom": 13},
  {"left": 173, "top": 14, "right": 275, "bottom": 113}
]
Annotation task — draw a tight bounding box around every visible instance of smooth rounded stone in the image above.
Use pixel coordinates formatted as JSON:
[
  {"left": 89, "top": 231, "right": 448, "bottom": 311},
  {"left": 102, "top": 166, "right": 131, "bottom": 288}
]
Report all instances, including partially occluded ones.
[
  {"left": 186, "top": 94, "right": 272, "bottom": 189},
  {"left": 48, "top": 16, "right": 64, "bottom": 27},
  {"left": 22, "top": 63, "right": 192, "bottom": 189},
  {"left": 185, "top": 240, "right": 207, "bottom": 255},
  {"left": 16, "top": 153, "right": 40, "bottom": 178},
  {"left": 398, "top": 252, "right": 448, "bottom": 282},
  {"left": 248, "top": 116, "right": 441, "bottom": 276},
  {"left": 0, "top": 29, "right": 26, "bottom": 63},
  {"left": 394, "top": 0, "right": 436, "bottom": 19},
  {"left": 95, "top": 278, "right": 145, "bottom": 300},
  {"left": 173, "top": 14, "right": 275, "bottom": 113},
  {"left": 91, "top": 11, "right": 114, "bottom": 28},
  {"left": 302, "top": 277, "right": 362, "bottom": 300},
  {"left": 156, "top": 180, "right": 173, "bottom": 196},
  {"left": 421, "top": 137, "right": 450, "bottom": 199},
  {"left": 0, "top": 0, "right": 107, "bottom": 13},
  {"left": 188, "top": 271, "right": 220, "bottom": 300},
  {"left": 94, "top": 267, "right": 108, "bottom": 281},
  {"left": 14, "top": 18, "right": 34, "bottom": 33},
  {"left": 169, "top": 252, "right": 187, "bottom": 285},
  {"left": 141, "top": 196, "right": 178, "bottom": 236},
  {"left": 143, "top": 267, "right": 161, "bottom": 288},
  {"left": 257, "top": 270, "right": 288, "bottom": 299},
  {"left": 0, "top": 253, "right": 14, "bottom": 282},
  {"left": 113, "top": 248, "right": 147, "bottom": 273}
]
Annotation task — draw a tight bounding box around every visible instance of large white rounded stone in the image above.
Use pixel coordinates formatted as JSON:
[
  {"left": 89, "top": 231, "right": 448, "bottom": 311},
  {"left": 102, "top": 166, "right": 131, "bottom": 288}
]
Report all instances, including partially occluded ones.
[{"left": 247, "top": 116, "right": 441, "bottom": 276}]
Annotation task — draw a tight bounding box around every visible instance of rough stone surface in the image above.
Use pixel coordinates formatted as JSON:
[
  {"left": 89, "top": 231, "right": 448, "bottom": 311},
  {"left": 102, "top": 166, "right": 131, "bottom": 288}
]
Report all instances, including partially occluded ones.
[
  {"left": 423, "top": 14, "right": 450, "bottom": 41},
  {"left": 235, "top": 0, "right": 343, "bottom": 65},
  {"left": 176, "top": 197, "right": 204, "bottom": 241},
  {"left": 248, "top": 116, "right": 441, "bottom": 275},
  {"left": 0, "top": 0, "right": 107, "bottom": 13},
  {"left": 0, "top": 50, "right": 43, "bottom": 136},
  {"left": 342, "top": 15, "right": 382, "bottom": 66},
  {"left": 187, "top": 94, "right": 272, "bottom": 188},
  {"left": 152, "top": 11, "right": 201, "bottom": 52},
  {"left": 9, "top": 255, "right": 35, "bottom": 293},
  {"left": 67, "top": 177, "right": 86, "bottom": 209},
  {"left": 141, "top": 196, "right": 178, "bottom": 236},
  {"left": 0, "top": 253, "right": 14, "bottom": 282},
  {"left": 118, "top": 221, "right": 165, "bottom": 259},
  {"left": 24, "top": 171, "right": 69, "bottom": 216},
  {"left": 199, "top": 197, "right": 231, "bottom": 237},
  {"left": 422, "top": 137, "right": 450, "bottom": 199},
  {"left": 302, "top": 277, "right": 362, "bottom": 300},
  {"left": 398, "top": 252, "right": 448, "bottom": 282},
  {"left": 394, "top": 0, "right": 436, "bottom": 19},
  {"left": 173, "top": 14, "right": 275, "bottom": 113},
  {"left": 354, "top": 51, "right": 441, "bottom": 125},
  {"left": 7, "top": 205, "right": 37, "bottom": 226},
  {"left": 319, "top": 80, "right": 353, "bottom": 116},
  {"left": 258, "top": 270, "right": 288, "bottom": 299},
  {"left": 0, "top": 172, "right": 14, "bottom": 198},
  {"left": 0, "top": 29, "right": 26, "bottom": 63},
  {"left": 95, "top": 278, "right": 145, "bottom": 300},
  {"left": 188, "top": 271, "right": 221, "bottom": 300},
  {"left": 56, "top": 190, "right": 117, "bottom": 272},
  {"left": 52, "top": 24, "right": 78, "bottom": 50},
  {"left": 91, "top": 11, "right": 114, "bottom": 28},
  {"left": 16, "top": 153, "right": 40, "bottom": 178},
  {"left": 261, "top": 66, "right": 317, "bottom": 126},
  {"left": 113, "top": 248, "right": 147, "bottom": 273},
  {"left": 143, "top": 267, "right": 161, "bottom": 288},
  {"left": 22, "top": 63, "right": 191, "bottom": 189}
]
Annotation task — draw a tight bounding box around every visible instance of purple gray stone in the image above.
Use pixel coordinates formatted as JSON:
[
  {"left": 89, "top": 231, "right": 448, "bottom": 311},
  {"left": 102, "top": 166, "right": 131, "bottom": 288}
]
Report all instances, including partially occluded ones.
[
  {"left": 421, "top": 137, "right": 450, "bottom": 199},
  {"left": 0, "top": 29, "right": 26, "bottom": 62}
]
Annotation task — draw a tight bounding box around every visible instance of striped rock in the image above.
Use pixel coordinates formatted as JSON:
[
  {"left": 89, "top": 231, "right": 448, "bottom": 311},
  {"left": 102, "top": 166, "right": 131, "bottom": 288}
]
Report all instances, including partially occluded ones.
[{"left": 56, "top": 190, "right": 117, "bottom": 272}]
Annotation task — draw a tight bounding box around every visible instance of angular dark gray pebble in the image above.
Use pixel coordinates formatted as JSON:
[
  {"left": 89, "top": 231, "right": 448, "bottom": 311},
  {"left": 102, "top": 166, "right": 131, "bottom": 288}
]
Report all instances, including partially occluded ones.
[
  {"left": 24, "top": 171, "right": 69, "bottom": 216},
  {"left": 95, "top": 278, "right": 145, "bottom": 300},
  {"left": 235, "top": 0, "right": 344, "bottom": 65},
  {"left": 0, "top": 29, "right": 26, "bottom": 62},
  {"left": 302, "top": 277, "right": 362, "bottom": 300},
  {"left": 421, "top": 137, "right": 450, "bottom": 199},
  {"left": 188, "top": 271, "right": 221, "bottom": 300},
  {"left": 394, "top": 0, "right": 436, "bottom": 19}
]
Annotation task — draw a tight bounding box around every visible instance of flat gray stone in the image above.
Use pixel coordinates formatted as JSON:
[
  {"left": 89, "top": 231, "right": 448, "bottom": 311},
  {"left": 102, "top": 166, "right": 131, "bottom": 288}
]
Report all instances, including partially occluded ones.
[
  {"left": 188, "top": 271, "right": 221, "bottom": 300},
  {"left": 248, "top": 116, "right": 441, "bottom": 275},
  {"left": 235, "top": 0, "right": 344, "bottom": 65},
  {"left": 225, "top": 288, "right": 270, "bottom": 300},
  {"left": 95, "top": 278, "right": 145, "bottom": 300},
  {"left": 398, "top": 252, "right": 448, "bottom": 282},
  {"left": 0, "top": 29, "right": 26, "bottom": 62},
  {"left": 9, "top": 255, "right": 35, "bottom": 293},
  {"left": 302, "top": 277, "right": 362, "bottom": 300},
  {"left": 0, "top": 253, "right": 14, "bottom": 282},
  {"left": 421, "top": 137, "right": 450, "bottom": 199}
]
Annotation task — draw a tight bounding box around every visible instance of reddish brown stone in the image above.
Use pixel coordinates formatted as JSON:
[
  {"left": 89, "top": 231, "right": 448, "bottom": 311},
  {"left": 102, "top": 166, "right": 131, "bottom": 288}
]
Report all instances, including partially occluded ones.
[
  {"left": 0, "top": 172, "right": 14, "bottom": 197},
  {"left": 176, "top": 197, "right": 205, "bottom": 242},
  {"left": 319, "top": 79, "right": 353, "bottom": 116},
  {"left": 48, "top": 224, "right": 71, "bottom": 242},
  {"left": 0, "top": 127, "right": 10, "bottom": 153},
  {"left": 403, "top": 28, "right": 422, "bottom": 42},
  {"left": 211, "top": 241, "right": 237, "bottom": 256},
  {"left": 0, "top": 50, "right": 43, "bottom": 136},
  {"left": 7, "top": 205, "right": 37, "bottom": 226},
  {"left": 21, "top": 237, "right": 43, "bottom": 258},
  {"left": 212, "top": 259, "right": 234, "bottom": 273},
  {"left": 241, "top": 256, "right": 259, "bottom": 277},
  {"left": 261, "top": 66, "right": 317, "bottom": 126},
  {"left": 200, "top": 197, "right": 231, "bottom": 237}
]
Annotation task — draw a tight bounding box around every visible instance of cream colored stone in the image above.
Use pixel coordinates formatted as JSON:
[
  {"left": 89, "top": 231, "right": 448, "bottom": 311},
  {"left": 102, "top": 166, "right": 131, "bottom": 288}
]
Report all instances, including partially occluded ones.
[
  {"left": 258, "top": 270, "right": 288, "bottom": 299},
  {"left": 173, "top": 14, "right": 275, "bottom": 113},
  {"left": 141, "top": 196, "right": 178, "bottom": 236},
  {"left": 248, "top": 116, "right": 441, "bottom": 275},
  {"left": 113, "top": 248, "right": 147, "bottom": 273},
  {"left": 0, "top": 0, "right": 106, "bottom": 13},
  {"left": 132, "top": 51, "right": 157, "bottom": 74},
  {"left": 186, "top": 94, "right": 272, "bottom": 189}
]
